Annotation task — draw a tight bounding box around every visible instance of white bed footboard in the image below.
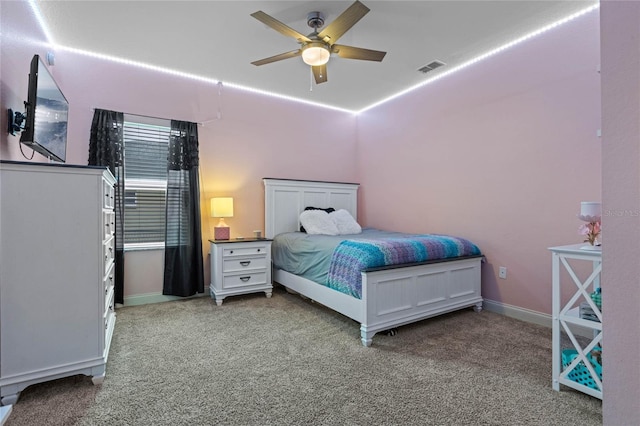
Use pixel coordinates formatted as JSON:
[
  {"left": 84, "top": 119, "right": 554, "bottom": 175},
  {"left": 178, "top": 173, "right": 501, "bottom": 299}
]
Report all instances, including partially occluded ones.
[
  {"left": 274, "top": 257, "right": 482, "bottom": 346},
  {"left": 264, "top": 178, "right": 483, "bottom": 346},
  {"left": 359, "top": 257, "right": 482, "bottom": 346}
]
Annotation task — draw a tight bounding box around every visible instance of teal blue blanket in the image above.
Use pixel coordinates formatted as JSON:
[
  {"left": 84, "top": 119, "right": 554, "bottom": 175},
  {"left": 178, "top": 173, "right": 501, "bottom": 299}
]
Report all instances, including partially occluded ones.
[{"left": 327, "top": 234, "right": 481, "bottom": 298}]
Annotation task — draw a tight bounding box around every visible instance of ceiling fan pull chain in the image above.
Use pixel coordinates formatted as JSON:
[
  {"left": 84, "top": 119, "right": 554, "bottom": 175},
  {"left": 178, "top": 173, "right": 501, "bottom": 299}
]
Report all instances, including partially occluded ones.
[{"left": 310, "top": 67, "right": 314, "bottom": 92}]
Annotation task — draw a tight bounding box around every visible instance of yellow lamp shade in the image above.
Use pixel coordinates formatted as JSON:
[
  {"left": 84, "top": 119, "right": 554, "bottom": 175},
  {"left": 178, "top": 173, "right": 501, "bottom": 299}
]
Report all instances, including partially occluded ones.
[
  {"left": 211, "top": 197, "right": 234, "bottom": 218},
  {"left": 211, "top": 197, "right": 233, "bottom": 240}
]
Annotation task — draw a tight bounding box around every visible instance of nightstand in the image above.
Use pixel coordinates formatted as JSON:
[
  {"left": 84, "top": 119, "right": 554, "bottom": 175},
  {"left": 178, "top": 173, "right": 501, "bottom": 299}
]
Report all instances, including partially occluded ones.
[{"left": 209, "top": 238, "right": 273, "bottom": 306}]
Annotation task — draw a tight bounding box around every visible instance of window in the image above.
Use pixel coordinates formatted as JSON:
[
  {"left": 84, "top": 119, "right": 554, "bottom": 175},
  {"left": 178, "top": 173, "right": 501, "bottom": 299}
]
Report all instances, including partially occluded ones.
[{"left": 123, "top": 117, "right": 170, "bottom": 249}]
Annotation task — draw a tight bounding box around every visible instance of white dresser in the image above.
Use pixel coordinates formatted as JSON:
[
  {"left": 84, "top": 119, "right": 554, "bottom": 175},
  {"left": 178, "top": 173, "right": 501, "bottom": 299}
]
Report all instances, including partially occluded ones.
[
  {"left": 209, "top": 239, "right": 272, "bottom": 305},
  {"left": 0, "top": 161, "right": 116, "bottom": 405}
]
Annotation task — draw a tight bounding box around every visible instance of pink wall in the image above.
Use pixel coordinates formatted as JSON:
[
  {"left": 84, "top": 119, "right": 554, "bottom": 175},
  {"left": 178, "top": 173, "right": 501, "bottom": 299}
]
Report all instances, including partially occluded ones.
[
  {"left": 63, "top": 53, "right": 357, "bottom": 296},
  {"left": 356, "top": 11, "right": 601, "bottom": 316},
  {"left": 601, "top": 1, "right": 640, "bottom": 422}
]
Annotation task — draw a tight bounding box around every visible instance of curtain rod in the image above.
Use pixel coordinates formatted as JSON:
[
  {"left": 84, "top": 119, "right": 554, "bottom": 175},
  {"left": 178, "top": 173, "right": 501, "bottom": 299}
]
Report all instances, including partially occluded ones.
[
  {"left": 91, "top": 82, "right": 223, "bottom": 126},
  {"left": 90, "top": 108, "right": 212, "bottom": 126}
]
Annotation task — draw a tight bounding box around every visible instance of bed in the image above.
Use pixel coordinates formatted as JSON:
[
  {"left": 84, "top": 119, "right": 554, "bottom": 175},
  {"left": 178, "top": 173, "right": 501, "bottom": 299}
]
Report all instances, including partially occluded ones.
[{"left": 264, "top": 178, "right": 483, "bottom": 346}]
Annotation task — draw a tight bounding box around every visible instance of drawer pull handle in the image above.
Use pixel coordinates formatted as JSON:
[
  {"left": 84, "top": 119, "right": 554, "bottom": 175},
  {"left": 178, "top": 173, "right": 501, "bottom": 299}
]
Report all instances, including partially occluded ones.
[
  {"left": 257, "top": 249, "right": 261, "bottom": 252},
  {"left": 230, "top": 250, "right": 234, "bottom": 254},
  {"left": 240, "top": 261, "right": 251, "bottom": 267},
  {"left": 239, "top": 276, "right": 251, "bottom": 282}
]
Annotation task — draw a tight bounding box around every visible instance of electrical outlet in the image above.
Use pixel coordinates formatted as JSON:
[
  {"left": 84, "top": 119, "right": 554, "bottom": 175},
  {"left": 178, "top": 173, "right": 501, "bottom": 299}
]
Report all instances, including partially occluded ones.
[{"left": 499, "top": 267, "right": 507, "bottom": 279}]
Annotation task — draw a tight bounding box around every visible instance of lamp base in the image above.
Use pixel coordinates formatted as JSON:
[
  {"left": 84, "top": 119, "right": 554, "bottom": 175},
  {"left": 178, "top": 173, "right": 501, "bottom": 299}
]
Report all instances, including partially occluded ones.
[{"left": 214, "top": 226, "right": 230, "bottom": 240}]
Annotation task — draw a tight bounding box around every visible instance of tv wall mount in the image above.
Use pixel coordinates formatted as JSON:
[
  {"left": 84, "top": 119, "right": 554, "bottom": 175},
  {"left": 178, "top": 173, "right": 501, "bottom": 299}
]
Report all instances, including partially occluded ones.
[{"left": 7, "top": 106, "right": 27, "bottom": 136}]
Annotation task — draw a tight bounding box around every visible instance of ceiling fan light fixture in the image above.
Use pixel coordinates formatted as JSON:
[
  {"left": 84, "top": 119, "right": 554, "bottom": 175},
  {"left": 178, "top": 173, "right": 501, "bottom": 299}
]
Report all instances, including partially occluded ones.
[{"left": 301, "top": 42, "right": 330, "bottom": 66}]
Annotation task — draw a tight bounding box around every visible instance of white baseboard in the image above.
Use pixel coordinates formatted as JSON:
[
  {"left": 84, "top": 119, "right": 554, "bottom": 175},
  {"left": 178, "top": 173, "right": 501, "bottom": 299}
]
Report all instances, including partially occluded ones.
[
  {"left": 119, "top": 294, "right": 592, "bottom": 338},
  {"left": 122, "top": 288, "right": 210, "bottom": 307},
  {"left": 483, "top": 299, "right": 594, "bottom": 338},
  {"left": 483, "top": 299, "right": 552, "bottom": 328}
]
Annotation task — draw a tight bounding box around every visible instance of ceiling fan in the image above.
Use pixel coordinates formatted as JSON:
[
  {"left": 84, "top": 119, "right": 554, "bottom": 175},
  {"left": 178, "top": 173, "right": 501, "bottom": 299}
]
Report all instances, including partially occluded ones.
[{"left": 250, "top": 0, "right": 386, "bottom": 84}]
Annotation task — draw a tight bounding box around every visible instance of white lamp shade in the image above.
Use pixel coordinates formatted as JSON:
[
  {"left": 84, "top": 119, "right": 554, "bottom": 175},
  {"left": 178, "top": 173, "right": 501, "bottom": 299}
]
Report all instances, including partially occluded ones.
[
  {"left": 580, "top": 202, "right": 601, "bottom": 218},
  {"left": 302, "top": 43, "right": 330, "bottom": 66},
  {"left": 211, "top": 197, "right": 234, "bottom": 218}
]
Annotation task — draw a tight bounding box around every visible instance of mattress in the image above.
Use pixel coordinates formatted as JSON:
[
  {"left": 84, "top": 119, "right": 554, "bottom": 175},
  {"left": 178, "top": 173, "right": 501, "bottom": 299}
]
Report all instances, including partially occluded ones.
[{"left": 272, "top": 228, "right": 482, "bottom": 298}]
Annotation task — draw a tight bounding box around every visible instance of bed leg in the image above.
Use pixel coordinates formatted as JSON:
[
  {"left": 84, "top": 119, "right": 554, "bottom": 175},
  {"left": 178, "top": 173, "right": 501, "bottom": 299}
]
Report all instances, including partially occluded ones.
[
  {"left": 474, "top": 301, "right": 483, "bottom": 313},
  {"left": 360, "top": 326, "right": 374, "bottom": 347}
]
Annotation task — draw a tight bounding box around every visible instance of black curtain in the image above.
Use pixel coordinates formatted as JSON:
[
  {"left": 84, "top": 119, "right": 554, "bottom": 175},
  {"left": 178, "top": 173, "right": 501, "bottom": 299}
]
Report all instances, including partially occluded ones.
[
  {"left": 163, "top": 120, "right": 204, "bottom": 296},
  {"left": 88, "top": 109, "right": 125, "bottom": 304}
]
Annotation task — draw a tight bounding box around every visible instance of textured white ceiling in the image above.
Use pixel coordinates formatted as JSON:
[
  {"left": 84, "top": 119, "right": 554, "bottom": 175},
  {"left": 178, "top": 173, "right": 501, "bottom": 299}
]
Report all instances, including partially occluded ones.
[{"left": 36, "top": 0, "right": 598, "bottom": 111}]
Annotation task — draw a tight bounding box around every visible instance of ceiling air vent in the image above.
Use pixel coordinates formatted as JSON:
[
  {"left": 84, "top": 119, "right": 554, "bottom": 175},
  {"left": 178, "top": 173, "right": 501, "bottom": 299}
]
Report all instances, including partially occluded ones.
[{"left": 418, "top": 60, "right": 446, "bottom": 74}]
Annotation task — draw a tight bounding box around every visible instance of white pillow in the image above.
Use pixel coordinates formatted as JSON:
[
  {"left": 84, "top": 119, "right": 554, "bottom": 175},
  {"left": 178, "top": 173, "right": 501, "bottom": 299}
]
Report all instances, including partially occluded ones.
[
  {"left": 329, "top": 209, "right": 362, "bottom": 235},
  {"left": 299, "top": 210, "right": 340, "bottom": 235}
]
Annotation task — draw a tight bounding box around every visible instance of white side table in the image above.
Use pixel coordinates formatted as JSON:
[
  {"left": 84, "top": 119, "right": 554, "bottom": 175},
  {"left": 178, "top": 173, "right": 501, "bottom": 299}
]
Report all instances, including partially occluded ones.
[
  {"left": 549, "top": 244, "right": 602, "bottom": 399},
  {"left": 209, "top": 238, "right": 273, "bottom": 306}
]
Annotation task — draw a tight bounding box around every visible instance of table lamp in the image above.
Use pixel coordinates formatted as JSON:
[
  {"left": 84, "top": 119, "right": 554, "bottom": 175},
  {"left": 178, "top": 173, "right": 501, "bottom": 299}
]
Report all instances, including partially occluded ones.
[{"left": 211, "top": 197, "right": 233, "bottom": 240}]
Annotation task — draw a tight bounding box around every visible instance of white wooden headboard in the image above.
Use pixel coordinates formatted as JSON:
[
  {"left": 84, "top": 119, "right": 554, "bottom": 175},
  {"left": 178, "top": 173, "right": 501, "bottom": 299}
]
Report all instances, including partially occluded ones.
[{"left": 263, "top": 178, "right": 360, "bottom": 238}]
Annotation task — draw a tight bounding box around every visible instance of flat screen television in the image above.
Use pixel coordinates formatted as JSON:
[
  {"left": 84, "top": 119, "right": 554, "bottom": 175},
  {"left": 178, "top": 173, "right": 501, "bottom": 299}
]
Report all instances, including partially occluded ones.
[{"left": 19, "top": 54, "right": 68, "bottom": 163}]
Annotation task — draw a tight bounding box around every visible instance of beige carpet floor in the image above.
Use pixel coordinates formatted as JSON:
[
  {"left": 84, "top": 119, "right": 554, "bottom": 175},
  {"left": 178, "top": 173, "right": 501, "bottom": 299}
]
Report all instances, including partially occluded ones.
[{"left": 5, "top": 287, "right": 602, "bottom": 425}]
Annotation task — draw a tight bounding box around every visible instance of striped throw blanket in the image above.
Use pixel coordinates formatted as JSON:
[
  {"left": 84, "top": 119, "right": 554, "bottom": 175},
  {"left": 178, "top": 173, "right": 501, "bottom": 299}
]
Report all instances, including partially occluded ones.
[{"left": 327, "top": 235, "right": 481, "bottom": 299}]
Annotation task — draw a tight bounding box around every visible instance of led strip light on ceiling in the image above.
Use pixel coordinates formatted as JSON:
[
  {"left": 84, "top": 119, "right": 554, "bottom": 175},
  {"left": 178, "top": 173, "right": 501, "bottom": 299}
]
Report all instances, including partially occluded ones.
[
  {"left": 29, "top": 0, "right": 599, "bottom": 116},
  {"left": 357, "top": 3, "right": 600, "bottom": 114}
]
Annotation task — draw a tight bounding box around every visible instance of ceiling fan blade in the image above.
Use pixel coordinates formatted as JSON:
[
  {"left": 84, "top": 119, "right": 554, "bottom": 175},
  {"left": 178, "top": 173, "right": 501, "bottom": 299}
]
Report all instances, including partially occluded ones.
[
  {"left": 332, "top": 44, "right": 386, "bottom": 62},
  {"left": 312, "top": 64, "right": 328, "bottom": 84},
  {"left": 251, "top": 49, "right": 301, "bottom": 66},
  {"left": 317, "top": 1, "right": 370, "bottom": 44},
  {"left": 251, "top": 11, "right": 311, "bottom": 43}
]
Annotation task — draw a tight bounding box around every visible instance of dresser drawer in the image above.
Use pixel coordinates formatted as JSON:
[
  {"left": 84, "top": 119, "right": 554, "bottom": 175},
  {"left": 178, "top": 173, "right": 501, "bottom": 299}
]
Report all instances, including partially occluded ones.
[
  {"left": 103, "top": 237, "right": 114, "bottom": 274},
  {"left": 103, "top": 179, "right": 114, "bottom": 209},
  {"left": 105, "top": 309, "right": 116, "bottom": 335},
  {"left": 105, "top": 285, "right": 115, "bottom": 317},
  {"left": 104, "top": 262, "right": 115, "bottom": 292},
  {"left": 223, "top": 246, "right": 267, "bottom": 258},
  {"left": 103, "top": 211, "right": 115, "bottom": 240},
  {"left": 222, "top": 272, "right": 267, "bottom": 289},
  {"left": 223, "top": 256, "right": 267, "bottom": 273}
]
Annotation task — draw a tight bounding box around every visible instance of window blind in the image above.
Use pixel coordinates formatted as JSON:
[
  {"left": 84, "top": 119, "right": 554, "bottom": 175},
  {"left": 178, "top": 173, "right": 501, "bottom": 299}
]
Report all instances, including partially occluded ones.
[{"left": 123, "top": 120, "right": 170, "bottom": 247}]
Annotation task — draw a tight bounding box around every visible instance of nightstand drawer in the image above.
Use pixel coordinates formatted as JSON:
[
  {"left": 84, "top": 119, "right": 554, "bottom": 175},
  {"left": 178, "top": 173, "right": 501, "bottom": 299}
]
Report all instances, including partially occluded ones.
[
  {"left": 223, "top": 246, "right": 266, "bottom": 258},
  {"left": 223, "top": 257, "right": 267, "bottom": 272},
  {"left": 223, "top": 272, "right": 267, "bottom": 289}
]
